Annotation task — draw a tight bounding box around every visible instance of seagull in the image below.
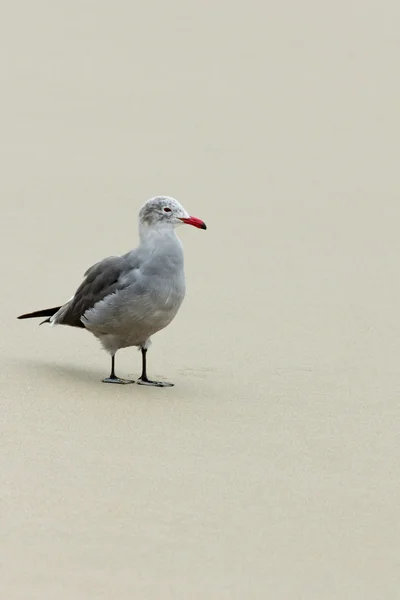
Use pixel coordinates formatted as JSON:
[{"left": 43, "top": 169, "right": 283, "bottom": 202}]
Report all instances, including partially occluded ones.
[{"left": 18, "top": 196, "right": 207, "bottom": 386}]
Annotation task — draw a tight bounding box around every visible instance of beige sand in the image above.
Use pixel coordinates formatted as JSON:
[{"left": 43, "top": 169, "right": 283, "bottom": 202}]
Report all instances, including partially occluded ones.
[{"left": 1, "top": 1, "right": 399, "bottom": 598}]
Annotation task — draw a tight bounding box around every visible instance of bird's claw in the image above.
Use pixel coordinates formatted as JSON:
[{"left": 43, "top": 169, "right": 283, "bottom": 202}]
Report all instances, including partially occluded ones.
[
  {"left": 136, "top": 377, "right": 174, "bottom": 387},
  {"left": 102, "top": 377, "right": 135, "bottom": 385}
]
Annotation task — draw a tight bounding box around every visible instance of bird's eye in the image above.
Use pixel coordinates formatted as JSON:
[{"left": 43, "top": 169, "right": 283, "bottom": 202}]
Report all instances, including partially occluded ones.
[{"left": 163, "top": 207, "right": 172, "bottom": 213}]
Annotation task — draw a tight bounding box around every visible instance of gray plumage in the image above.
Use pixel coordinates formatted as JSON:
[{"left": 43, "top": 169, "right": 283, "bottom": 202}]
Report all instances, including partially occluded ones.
[{"left": 18, "top": 196, "right": 207, "bottom": 385}]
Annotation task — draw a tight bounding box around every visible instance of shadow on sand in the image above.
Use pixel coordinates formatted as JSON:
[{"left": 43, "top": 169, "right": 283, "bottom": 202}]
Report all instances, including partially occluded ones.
[{"left": 10, "top": 357, "right": 108, "bottom": 385}]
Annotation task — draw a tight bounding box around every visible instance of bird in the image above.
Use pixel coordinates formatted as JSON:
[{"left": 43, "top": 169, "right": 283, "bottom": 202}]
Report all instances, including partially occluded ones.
[{"left": 18, "top": 196, "right": 207, "bottom": 386}]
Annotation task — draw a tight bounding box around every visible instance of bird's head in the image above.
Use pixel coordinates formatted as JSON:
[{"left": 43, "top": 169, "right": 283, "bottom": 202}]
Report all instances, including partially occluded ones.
[{"left": 139, "top": 196, "right": 207, "bottom": 232}]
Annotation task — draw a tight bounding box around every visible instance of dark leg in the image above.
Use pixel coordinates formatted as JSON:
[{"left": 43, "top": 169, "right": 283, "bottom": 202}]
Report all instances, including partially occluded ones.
[
  {"left": 136, "top": 348, "right": 173, "bottom": 387},
  {"left": 102, "top": 354, "right": 135, "bottom": 384}
]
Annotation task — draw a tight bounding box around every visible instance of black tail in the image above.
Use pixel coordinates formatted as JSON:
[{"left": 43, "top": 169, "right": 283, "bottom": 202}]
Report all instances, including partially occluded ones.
[{"left": 17, "top": 306, "right": 61, "bottom": 323}]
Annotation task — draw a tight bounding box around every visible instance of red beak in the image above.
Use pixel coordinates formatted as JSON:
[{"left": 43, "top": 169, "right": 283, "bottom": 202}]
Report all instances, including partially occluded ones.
[{"left": 179, "top": 216, "right": 207, "bottom": 230}]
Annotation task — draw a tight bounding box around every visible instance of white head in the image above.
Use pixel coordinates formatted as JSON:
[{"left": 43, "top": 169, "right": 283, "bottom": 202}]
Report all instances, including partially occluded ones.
[{"left": 139, "top": 196, "right": 207, "bottom": 233}]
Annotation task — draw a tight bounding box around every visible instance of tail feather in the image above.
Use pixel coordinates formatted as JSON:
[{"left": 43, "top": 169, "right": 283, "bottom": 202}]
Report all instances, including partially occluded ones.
[{"left": 17, "top": 306, "right": 61, "bottom": 322}]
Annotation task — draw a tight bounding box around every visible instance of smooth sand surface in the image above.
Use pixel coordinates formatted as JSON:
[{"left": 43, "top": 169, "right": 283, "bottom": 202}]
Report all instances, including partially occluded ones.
[{"left": 1, "top": 1, "right": 399, "bottom": 598}]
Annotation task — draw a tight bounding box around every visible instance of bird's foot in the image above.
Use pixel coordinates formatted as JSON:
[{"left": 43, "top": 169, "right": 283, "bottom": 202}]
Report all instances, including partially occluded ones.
[
  {"left": 102, "top": 376, "right": 135, "bottom": 385},
  {"left": 136, "top": 376, "right": 174, "bottom": 387}
]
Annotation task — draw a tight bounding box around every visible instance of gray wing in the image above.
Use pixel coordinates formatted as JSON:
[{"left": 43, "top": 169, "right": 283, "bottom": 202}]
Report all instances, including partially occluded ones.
[{"left": 54, "top": 255, "right": 134, "bottom": 328}]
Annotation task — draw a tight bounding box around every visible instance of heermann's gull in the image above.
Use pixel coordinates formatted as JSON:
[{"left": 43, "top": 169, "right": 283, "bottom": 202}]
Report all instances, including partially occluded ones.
[{"left": 18, "top": 196, "right": 207, "bottom": 386}]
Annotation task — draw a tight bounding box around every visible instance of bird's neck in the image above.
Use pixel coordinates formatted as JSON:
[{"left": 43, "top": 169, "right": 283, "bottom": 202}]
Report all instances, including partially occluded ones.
[{"left": 139, "top": 223, "right": 179, "bottom": 246}]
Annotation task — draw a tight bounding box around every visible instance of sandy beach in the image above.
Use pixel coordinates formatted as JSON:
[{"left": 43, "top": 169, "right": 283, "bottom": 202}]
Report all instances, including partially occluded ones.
[{"left": 1, "top": 1, "right": 399, "bottom": 598}]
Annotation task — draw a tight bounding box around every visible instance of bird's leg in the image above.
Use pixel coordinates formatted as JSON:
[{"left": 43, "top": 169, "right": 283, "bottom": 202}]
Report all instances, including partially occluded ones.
[
  {"left": 102, "top": 354, "right": 135, "bottom": 384},
  {"left": 136, "top": 347, "right": 174, "bottom": 387}
]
